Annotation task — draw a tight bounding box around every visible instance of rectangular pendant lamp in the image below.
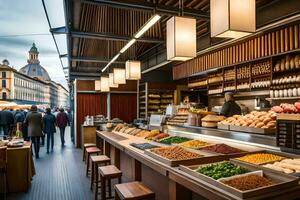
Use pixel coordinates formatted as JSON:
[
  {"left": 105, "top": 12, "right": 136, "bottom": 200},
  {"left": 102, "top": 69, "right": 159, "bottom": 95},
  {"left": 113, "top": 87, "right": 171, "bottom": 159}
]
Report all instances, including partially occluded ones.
[
  {"left": 167, "top": 16, "right": 196, "bottom": 61},
  {"left": 210, "top": 0, "right": 256, "bottom": 38},
  {"left": 109, "top": 73, "right": 118, "bottom": 88},
  {"left": 113, "top": 68, "right": 126, "bottom": 84},
  {"left": 126, "top": 60, "right": 141, "bottom": 80},
  {"left": 100, "top": 76, "right": 110, "bottom": 92},
  {"left": 95, "top": 80, "right": 101, "bottom": 91}
]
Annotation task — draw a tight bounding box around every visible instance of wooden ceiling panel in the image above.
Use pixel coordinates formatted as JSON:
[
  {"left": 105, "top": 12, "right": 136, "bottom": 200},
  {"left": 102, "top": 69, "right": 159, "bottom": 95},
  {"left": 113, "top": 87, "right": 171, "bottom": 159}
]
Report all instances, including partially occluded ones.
[{"left": 71, "top": 0, "right": 275, "bottom": 72}]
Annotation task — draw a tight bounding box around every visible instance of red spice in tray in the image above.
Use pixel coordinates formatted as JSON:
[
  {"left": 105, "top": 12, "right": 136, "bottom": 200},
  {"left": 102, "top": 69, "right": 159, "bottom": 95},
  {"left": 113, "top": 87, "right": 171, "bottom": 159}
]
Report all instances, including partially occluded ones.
[{"left": 201, "top": 144, "right": 244, "bottom": 154}]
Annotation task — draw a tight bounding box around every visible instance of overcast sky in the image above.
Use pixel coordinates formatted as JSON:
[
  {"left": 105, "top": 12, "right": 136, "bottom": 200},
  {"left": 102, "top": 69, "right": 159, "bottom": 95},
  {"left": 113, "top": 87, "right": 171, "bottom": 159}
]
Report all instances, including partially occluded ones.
[{"left": 0, "top": 0, "right": 68, "bottom": 88}]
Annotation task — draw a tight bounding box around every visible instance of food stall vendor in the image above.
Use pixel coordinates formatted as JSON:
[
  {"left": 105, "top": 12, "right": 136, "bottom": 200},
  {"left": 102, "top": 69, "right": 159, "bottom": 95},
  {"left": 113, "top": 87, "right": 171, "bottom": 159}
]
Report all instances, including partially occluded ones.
[{"left": 220, "top": 92, "right": 241, "bottom": 117}]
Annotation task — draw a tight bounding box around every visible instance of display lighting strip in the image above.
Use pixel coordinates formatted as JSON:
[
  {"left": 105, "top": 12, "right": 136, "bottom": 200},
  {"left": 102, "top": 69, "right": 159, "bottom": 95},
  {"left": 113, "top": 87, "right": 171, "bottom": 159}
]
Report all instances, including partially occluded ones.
[{"left": 102, "top": 14, "right": 161, "bottom": 72}]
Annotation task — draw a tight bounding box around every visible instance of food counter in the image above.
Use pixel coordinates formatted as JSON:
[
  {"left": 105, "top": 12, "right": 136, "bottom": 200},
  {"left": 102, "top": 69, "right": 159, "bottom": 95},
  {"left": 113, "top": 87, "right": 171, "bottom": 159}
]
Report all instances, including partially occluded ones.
[
  {"left": 96, "top": 128, "right": 300, "bottom": 200},
  {"left": 164, "top": 125, "right": 277, "bottom": 148},
  {"left": 6, "top": 141, "right": 35, "bottom": 192}
]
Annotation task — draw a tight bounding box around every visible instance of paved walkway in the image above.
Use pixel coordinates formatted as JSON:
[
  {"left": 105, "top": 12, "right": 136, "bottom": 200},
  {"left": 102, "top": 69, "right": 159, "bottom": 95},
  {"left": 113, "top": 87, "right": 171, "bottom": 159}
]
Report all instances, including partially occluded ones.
[{"left": 7, "top": 127, "right": 93, "bottom": 200}]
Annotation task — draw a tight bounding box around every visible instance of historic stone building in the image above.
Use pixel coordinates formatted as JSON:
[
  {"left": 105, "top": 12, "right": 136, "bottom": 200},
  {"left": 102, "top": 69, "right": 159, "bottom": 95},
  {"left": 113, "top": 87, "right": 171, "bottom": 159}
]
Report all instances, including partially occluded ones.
[{"left": 0, "top": 43, "right": 69, "bottom": 108}]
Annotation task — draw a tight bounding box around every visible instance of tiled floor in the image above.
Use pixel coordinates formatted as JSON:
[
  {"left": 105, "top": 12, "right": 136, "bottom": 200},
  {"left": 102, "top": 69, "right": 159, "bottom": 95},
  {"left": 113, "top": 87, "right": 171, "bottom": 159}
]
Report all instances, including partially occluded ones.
[{"left": 7, "top": 127, "right": 94, "bottom": 200}]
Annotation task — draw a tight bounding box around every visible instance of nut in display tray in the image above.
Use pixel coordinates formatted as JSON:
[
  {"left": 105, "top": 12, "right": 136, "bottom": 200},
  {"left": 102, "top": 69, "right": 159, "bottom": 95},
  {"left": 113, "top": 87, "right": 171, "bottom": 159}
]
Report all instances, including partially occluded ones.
[
  {"left": 144, "top": 146, "right": 232, "bottom": 167},
  {"left": 179, "top": 160, "right": 299, "bottom": 199}
]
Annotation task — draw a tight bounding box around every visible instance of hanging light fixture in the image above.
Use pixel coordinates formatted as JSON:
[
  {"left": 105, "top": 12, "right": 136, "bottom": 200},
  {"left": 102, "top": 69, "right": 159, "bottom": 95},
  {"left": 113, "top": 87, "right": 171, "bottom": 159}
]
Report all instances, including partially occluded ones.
[
  {"left": 125, "top": 60, "right": 141, "bottom": 80},
  {"left": 95, "top": 80, "right": 101, "bottom": 91},
  {"left": 113, "top": 68, "right": 126, "bottom": 84},
  {"left": 109, "top": 73, "right": 118, "bottom": 88},
  {"left": 210, "top": 0, "right": 256, "bottom": 38},
  {"left": 167, "top": 16, "right": 196, "bottom": 61},
  {"left": 100, "top": 76, "right": 110, "bottom": 92},
  {"left": 134, "top": 14, "right": 161, "bottom": 38}
]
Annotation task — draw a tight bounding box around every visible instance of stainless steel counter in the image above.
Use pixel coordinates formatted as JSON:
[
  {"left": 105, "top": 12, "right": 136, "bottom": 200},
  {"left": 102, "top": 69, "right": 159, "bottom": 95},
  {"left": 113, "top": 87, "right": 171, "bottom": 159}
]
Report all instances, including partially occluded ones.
[{"left": 164, "top": 125, "right": 278, "bottom": 150}]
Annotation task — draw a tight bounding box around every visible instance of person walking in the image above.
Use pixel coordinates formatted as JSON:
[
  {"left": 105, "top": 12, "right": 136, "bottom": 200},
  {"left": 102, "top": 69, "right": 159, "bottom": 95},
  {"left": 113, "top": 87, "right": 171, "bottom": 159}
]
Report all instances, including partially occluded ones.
[
  {"left": 56, "top": 108, "right": 69, "bottom": 146},
  {"left": 43, "top": 108, "right": 56, "bottom": 153},
  {"left": 0, "top": 108, "right": 14, "bottom": 136},
  {"left": 24, "top": 105, "right": 43, "bottom": 159}
]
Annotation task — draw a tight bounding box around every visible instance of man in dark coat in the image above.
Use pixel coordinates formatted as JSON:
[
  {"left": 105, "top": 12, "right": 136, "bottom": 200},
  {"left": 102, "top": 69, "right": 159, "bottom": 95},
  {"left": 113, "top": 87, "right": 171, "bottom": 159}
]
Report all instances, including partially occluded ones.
[
  {"left": 24, "top": 105, "right": 43, "bottom": 158},
  {"left": 56, "top": 108, "right": 69, "bottom": 146},
  {"left": 0, "top": 108, "right": 14, "bottom": 136},
  {"left": 43, "top": 108, "right": 56, "bottom": 153},
  {"left": 220, "top": 92, "right": 242, "bottom": 117}
]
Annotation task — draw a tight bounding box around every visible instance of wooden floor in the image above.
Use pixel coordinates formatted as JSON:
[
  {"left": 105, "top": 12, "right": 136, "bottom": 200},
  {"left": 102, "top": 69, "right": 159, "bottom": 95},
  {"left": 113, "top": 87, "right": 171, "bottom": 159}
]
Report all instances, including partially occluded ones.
[{"left": 7, "top": 128, "right": 94, "bottom": 200}]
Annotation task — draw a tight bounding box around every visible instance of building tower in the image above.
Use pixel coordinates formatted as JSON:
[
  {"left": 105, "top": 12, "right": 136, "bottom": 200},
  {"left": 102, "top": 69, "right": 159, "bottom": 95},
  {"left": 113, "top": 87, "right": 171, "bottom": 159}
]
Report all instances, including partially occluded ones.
[
  {"left": 28, "top": 42, "right": 39, "bottom": 64},
  {"left": 20, "top": 43, "right": 51, "bottom": 81}
]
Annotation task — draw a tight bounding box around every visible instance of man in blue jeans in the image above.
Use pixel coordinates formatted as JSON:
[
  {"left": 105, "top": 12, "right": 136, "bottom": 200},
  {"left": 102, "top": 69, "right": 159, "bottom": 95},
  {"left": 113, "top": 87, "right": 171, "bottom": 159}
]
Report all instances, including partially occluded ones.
[
  {"left": 43, "top": 108, "right": 56, "bottom": 153},
  {"left": 56, "top": 108, "right": 69, "bottom": 146}
]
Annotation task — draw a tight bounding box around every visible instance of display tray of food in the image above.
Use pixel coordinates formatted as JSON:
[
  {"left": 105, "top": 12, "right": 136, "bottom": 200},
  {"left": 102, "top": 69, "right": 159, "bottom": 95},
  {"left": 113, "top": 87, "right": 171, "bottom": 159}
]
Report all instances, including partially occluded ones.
[
  {"left": 145, "top": 146, "right": 228, "bottom": 167},
  {"left": 130, "top": 143, "right": 159, "bottom": 151},
  {"left": 229, "top": 125, "right": 276, "bottom": 135},
  {"left": 199, "top": 143, "right": 247, "bottom": 155},
  {"left": 158, "top": 136, "right": 191, "bottom": 145},
  {"left": 178, "top": 140, "right": 213, "bottom": 150},
  {"left": 179, "top": 160, "right": 299, "bottom": 199},
  {"left": 262, "top": 158, "right": 300, "bottom": 176},
  {"left": 217, "top": 122, "right": 230, "bottom": 130},
  {"left": 231, "top": 151, "right": 300, "bottom": 169},
  {"left": 219, "top": 111, "right": 277, "bottom": 135}
]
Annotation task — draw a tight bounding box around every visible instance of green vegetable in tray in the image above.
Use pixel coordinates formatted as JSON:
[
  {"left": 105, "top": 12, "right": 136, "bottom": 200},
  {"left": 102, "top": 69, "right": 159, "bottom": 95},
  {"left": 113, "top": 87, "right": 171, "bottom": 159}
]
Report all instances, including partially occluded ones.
[
  {"left": 159, "top": 136, "right": 191, "bottom": 145},
  {"left": 196, "top": 161, "right": 249, "bottom": 180}
]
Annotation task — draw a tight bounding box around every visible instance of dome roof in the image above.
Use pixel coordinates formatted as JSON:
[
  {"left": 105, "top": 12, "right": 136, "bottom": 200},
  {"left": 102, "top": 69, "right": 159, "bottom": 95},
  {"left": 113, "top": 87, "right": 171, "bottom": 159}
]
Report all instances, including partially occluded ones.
[{"left": 19, "top": 63, "right": 51, "bottom": 81}]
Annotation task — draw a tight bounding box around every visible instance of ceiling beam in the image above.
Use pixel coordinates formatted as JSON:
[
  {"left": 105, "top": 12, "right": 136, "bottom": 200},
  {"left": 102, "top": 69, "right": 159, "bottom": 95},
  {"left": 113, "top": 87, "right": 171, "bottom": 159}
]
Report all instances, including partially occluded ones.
[
  {"left": 71, "top": 31, "right": 164, "bottom": 43},
  {"left": 70, "top": 57, "right": 126, "bottom": 64},
  {"left": 82, "top": 0, "right": 209, "bottom": 20}
]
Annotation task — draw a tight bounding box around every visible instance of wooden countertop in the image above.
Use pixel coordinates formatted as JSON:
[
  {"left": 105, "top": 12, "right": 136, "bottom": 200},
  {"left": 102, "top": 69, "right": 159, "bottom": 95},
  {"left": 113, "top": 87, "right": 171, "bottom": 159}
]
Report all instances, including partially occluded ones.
[{"left": 96, "top": 130, "right": 300, "bottom": 200}]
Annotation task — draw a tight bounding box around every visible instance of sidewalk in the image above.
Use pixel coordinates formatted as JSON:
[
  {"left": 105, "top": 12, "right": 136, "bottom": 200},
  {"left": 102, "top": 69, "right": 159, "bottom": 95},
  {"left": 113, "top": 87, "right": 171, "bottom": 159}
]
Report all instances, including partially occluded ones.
[{"left": 7, "top": 127, "right": 93, "bottom": 200}]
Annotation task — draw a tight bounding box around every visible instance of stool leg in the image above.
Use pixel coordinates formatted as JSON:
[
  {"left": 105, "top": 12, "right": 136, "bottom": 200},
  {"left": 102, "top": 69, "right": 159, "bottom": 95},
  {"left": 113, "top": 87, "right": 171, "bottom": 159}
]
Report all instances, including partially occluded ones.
[
  {"left": 114, "top": 192, "right": 120, "bottom": 200},
  {"left": 95, "top": 170, "right": 98, "bottom": 200},
  {"left": 118, "top": 177, "right": 121, "bottom": 184},
  {"left": 108, "top": 179, "right": 112, "bottom": 198},
  {"left": 90, "top": 162, "right": 95, "bottom": 190},
  {"left": 86, "top": 153, "right": 90, "bottom": 177},
  {"left": 83, "top": 147, "right": 85, "bottom": 162},
  {"left": 101, "top": 176, "right": 106, "bottom": 200}
]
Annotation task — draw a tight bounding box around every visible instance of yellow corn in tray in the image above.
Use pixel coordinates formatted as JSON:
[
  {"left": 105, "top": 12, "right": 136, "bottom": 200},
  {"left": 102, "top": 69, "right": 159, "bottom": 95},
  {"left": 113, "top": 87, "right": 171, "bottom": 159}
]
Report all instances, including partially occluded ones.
[
  {"left": 237, "top": 153, "right": 285, "bottom": 165},
  {"left": 180, "top": 140, "right": 211, "bottom": 149}
]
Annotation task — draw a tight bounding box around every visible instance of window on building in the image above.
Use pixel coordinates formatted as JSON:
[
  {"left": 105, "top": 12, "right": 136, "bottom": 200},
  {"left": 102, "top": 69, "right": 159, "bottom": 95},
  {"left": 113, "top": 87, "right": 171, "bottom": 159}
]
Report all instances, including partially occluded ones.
[
  {"left": 2, "top": 80, "right": 6, "bottom": 88},
  {"left": 2, "top": 92, "right": 7, "bottom": 100},
  {"left": 2, "top": 72, "right": 6, "bottom": 78}
]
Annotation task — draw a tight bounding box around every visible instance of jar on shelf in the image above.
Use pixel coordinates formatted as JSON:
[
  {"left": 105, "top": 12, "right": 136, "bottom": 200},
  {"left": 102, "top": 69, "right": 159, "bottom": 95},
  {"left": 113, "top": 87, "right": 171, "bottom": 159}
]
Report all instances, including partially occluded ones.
[
  {"left": 288, "top": 88, "right": 293, "bottom": 97},
  {"left": 274, "top": 90, "right": 279, "bottom": 98},
  {"left": 279, "top": 90, "right": 283, "bottom": 97},
  {"left": 283, "top": 89, "right": 288, "bottom": 97},
  {"left": 290, "top": 57, "right": 295, "bottom": 70},
  {"left": 270, "top": 90, "right": 274, "bottom": 98},
  {"left": 285, "top": 55, "right": 290, "bottom": 71},
  {"left": 280, "top": 59, "right": 285, "bottom": 71},
  {"left": 293, "top": 88, "right": 298, "bottom": 97}
]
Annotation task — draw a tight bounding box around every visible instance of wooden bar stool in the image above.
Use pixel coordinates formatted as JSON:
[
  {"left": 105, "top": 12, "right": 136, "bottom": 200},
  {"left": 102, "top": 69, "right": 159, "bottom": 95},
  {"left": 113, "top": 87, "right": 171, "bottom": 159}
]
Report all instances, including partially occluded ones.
[
  {"left": 83, "top": 143, "right": 96, "bottom": 162},
  {"left": 114, "top": 181, "right": 155, "bottom": 200},
  {"left": 86, "top": 147, "right": 102, "bottom": 177},
  {"left": 97, "top": 165, "right": 122, "bottom": 200},
  {"left": 90, "top": 155, "right": 111, "bottom": 190},
  {"left": 0, "top": 147, "right": 7, "bottom": 199}
]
